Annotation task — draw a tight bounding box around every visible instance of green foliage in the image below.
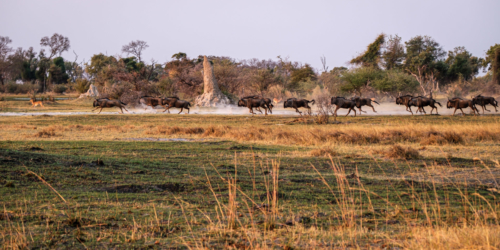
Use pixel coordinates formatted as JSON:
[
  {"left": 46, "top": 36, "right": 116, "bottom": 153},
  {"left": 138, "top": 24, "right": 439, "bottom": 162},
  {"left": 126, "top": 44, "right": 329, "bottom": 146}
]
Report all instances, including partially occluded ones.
[
  {"left": 86, "top": 54, "right": 117, "bottom": 76},
  {"left": 373, "top": 70, "right": 419, "bottom": 96},
  {"left": 290, "top": 64, "right": 316, "bottom": 88},
  {"left": 74, "top": 78, "right": 90, "bottom": 93},
  {"left": 330, "top": 67, "right": 348, "bottom": 77},
  {"left": 404, "top": 36, "right": 446, "bottom": 72},
  {"left": 120, "top": 57, "right": 143, "bottom": 72},
  {"left": 172, "top": 52, "right": 187, "bottom": 60},
  {"left": 493, "top": 48, "right": 500, "bottom": 85},
  {"left": 445, "top": 47, "right": 482, "bottom": 82},
  {"left": 48, "top": 57, "right": 69, "bottom": 84},
  {"left": 350, "top": 34, "right": 385, "bottom": 68},
  {"left": 482, "top": 44, "right": 500, "bottom": 71},
  {"left": 340, "top": 67, "right": 383, "bottom": 95},
  {"left": 21, "top": 61, "right": 36, "bottom": 81},
  {"left": 382, "top": 35, "right": 405, "bottom": 70}
]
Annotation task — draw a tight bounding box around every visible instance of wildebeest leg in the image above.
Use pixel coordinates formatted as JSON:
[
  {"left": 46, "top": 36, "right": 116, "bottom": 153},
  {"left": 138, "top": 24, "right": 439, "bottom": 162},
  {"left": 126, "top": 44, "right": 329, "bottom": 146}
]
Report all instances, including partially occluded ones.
[
  {"left": 334, "top": 107, "right": 340, "bottom": 117},
  {"left": 420, "top": 107, "right": 426, "bottom": 115},
  {"left": 345, "top": 108, "right": 351, "bottom": 117},
  {"left": 122, "top": 106, "right": 129, "bottom": 113},
  {"left": 91, "top": 107, "right": 100, "bottom": 112},
  {"left": 407, "top": 105, "right": 413, "bottom": 115},
  {"left": 369, "top": 104, "right": 376, "bottom": 113},
  {"left": 295, "top": 108, "right": 302, "bottom": 115},
  {"left": 178, "top": 108, "right": 183, "bottom": 114},
  {"left": 460, "top": 108, "right": 465, "bottom": 116},
  {"left": 484, "top": 105, "right": 490, "bottom": 113},
  {"left": 357, "top": 107, "right": 363, "bottom": 115},
  {"left": 186, "top": 107, "right": 190, "bottom": 114},
  {"left": 453, "top": 107, "right": 458, "bottom": 116},
  {"left": 248, "top": 108, "right": 254, "bottom": 114},
  {"left": 98, "top": 107, "right": 104, "bottom": 114}
]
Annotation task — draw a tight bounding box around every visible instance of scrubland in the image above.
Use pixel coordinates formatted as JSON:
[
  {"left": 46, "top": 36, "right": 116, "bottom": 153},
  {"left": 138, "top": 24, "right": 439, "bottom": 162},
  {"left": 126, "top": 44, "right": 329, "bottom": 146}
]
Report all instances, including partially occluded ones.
[{"left": 1, "top": 110, "right": 500, "bottom": 249}]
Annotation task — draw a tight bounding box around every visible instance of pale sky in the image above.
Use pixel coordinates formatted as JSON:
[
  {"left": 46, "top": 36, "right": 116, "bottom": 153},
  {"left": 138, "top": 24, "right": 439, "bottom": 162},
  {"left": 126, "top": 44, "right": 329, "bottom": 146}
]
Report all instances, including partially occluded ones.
[{"left": 1, "top": 0, "right": 499, "bottom": 71}]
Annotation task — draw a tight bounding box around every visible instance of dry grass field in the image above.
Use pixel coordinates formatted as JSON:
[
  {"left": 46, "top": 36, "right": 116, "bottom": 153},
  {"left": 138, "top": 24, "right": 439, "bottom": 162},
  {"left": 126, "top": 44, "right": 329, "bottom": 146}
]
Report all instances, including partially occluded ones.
[{"left": 1, "top": 98, "right": 500, "bottom": 249}]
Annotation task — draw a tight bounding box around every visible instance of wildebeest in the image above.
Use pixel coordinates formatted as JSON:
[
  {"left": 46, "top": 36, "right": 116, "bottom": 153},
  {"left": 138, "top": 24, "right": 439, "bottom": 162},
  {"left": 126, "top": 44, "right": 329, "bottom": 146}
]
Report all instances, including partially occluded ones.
[
  {"left": 162, "top": 97, "right": 191, "bottom": 114},
  {"left": 446, "top": 97, "right": 479, "bottom": 116},
  {"left": 472, "top": 95, "right": 498, "bottom": 114},
  {"left": 409, "top": 96, "right": 442, "bottom": 115},
  {"left": 283, "top": 98, "right": 315, "bottom": 114},
  {"left": 330, "top": 96, "right": 357, "bottom": 117},
  {"left": 351, "top": 97, "right": 379, "bottom": 114},
  {"left": 238, "top": 97, "right": 269, "bottom": 115},
  {"left": 139, "top": 96, "right": 164, "bottom": 110},
  {"left": 92, "top": 98, "right": 129, "bottom": 114},
  {"left": 396, "top": 95, "right": 417, "bottom": 114},
  {"left": 242, "top": 96, "right": 273, "bottom": 113}
]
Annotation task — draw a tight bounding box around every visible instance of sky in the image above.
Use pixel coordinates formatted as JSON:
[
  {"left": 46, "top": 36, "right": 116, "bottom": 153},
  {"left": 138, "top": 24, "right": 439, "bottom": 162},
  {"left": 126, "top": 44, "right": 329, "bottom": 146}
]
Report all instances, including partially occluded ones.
[{"left": 1, "top": 0, "right": 499, "bottom": 72}]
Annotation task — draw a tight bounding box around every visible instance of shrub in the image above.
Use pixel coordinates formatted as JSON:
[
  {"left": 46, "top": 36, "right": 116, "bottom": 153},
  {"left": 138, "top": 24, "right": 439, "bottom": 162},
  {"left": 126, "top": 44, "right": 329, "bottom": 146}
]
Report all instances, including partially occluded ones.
[
  {"left": 384, "top": 145, "right": 420, "bottom": 159},
  {"left": 51, "top": 84, "right": 68, "bottom": 94},
  {"left": 74, "top": 79, "right": 90, "bottom": 93}
]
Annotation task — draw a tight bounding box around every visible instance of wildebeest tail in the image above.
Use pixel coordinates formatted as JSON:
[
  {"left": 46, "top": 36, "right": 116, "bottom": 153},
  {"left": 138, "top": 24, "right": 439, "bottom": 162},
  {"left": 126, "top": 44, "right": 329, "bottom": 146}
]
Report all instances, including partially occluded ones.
[
  {"left": 187, "top": 102, "right": 191, "bottom": 107},
  {"left": 120, "top": 101, "right": 127, "bottom": 105},
  {"left": 310, "top": 99, "right": 316, "bottom": 105},
  {"left": 436, "top": 101, "right": 442, "bottom": 107},
  {"left": 372, "top": 100, "right": 380, "bottom": 105}
]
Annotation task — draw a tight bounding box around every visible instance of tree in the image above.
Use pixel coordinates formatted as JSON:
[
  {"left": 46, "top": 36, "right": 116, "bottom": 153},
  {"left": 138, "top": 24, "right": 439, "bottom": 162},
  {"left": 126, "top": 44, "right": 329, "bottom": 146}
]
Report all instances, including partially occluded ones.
[
  {"left": 122, "top": 40, "right": 148, "bottom": 62},
  {"left": 340, "top": 67, "right": 383, "bottom": 96},
  {"left": 39, "top": 33, "right": 70, "bottom": 91},
  {"left": 382, "top": 35, "right": 405, "bottom": 70},
  {"left": 0, "top": 36, "right": 13, "bottom": 85},
  {"left": 373, "top": 70, "right": 419, "bottom": 97},
  {"left": 86, "top": 53, "right": 117, "bottom": 79},
  {"left": 172, "top": 52, "right": 187, "bottom": 60},
  {"left": 48, "top": 57, "right": 69, "bottom": 84},
  {"left": 40, "top": 33, "right": 70, "bottom": 59},
  {"left": 350, "top": 34, "right": 385, "bottom": 69},
  {"left": 493, "top": 48, "right": 500, "bottom": 85},
  {"left": 404, "top": 35, "right": 446, "bottom": 95},
  {"left": 250, "top": 68, "right": 280, "bottom": 95},
  {"left": 482, "top": 44, "right": 500, "bottom": 71},
  {"left": 445, "top": 47, "right": 482, "bottom": 82},
  {"left": 290, "top": 64, "right": 316, "bottom": 86}
]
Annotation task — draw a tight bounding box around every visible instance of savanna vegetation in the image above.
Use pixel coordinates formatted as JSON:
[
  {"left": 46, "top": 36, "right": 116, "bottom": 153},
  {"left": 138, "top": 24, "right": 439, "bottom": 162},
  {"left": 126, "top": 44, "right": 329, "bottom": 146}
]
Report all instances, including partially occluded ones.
[{"left": 0, "top": 34, "right": 499, "bottom": 104}]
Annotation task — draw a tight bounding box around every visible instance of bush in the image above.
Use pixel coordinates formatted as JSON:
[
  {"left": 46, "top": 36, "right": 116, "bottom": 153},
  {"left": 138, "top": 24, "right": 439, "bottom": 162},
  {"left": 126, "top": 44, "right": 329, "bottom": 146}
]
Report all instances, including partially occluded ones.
[
  {"left": 74, "top": 79, "right": 90, "bottom": 93},
  {"left": 2, "top": 82, "right": 38, "bottom": 94},
  {"left": 51, "top": 84, "right": 68, "bottom": 94}
]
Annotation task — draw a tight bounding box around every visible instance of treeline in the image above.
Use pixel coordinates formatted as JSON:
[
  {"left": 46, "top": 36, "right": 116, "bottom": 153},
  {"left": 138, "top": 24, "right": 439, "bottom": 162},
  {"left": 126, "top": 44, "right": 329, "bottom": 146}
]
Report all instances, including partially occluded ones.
[{"left": 0, "top": 33, "right": 499, "bottom": 102}]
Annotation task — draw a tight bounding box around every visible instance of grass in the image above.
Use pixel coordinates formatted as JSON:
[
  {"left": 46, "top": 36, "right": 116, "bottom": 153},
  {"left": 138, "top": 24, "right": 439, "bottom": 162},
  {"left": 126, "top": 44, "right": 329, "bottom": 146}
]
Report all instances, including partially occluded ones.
[{"left": 1, "top": 109, "right": 500, "bottom": 248}]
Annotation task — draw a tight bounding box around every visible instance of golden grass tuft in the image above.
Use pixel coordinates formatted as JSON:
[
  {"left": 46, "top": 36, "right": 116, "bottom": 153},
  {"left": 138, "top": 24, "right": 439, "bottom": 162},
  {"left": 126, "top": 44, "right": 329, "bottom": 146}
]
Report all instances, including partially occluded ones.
[
  {"left": 309, "top": 148, "right": 337, "bottom": 157},
  {"left": 384, "top": 144, "right": 420, "bottom": 159},
  {"left": 421, "top": 131, "right": 464, "bottom": 145},
  {"left": 32, "top": 127, "right": 57, "bottom": 138},
  {"left": 406, "top": 225, "right": 500, "bottom": 249}
]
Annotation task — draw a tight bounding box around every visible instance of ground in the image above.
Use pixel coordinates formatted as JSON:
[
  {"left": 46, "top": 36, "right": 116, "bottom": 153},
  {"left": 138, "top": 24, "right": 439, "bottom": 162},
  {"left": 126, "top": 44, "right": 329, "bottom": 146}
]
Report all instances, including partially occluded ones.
[{"left": 1, "top": 96, "right": 500, "bottom": 249}]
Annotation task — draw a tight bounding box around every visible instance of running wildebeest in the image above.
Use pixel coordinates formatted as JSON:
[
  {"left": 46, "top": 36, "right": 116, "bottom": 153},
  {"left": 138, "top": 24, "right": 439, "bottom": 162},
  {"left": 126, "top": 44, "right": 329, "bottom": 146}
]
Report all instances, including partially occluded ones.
[
  {"left": 330, "top": 96, "right": 357, "bottom": 117},
  {"left": 446, "top": 97, "right": 479, "bottom": 116},
  {"left": 238, "top": 97, "right": 269, "bottom": 115},
  {"left": 242, "top": 96, "right": 273, "bottom": 114},
  {"left": 92, "top": 98, "right": 129, "bottom": 114},
  {"left": 472, "top": 95, "right": 498, "bottom": 114},
  {"left": 396, "top": 95, "right": 418, "bottom": 114},
  {"left": 283, "top": 98, "right": 315, "bottom": 114},
  {"left": 351, "top": 97, "right": 379, "bottom": 114},
  {"left": 139, "top": 96, "right": 163, "bottom": 110},
  {"left": 410, "top": 96, "right": 442, "bottom": 115},
  {"left": 162, "top": 97, "right": 191, "bottom": 114}
]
